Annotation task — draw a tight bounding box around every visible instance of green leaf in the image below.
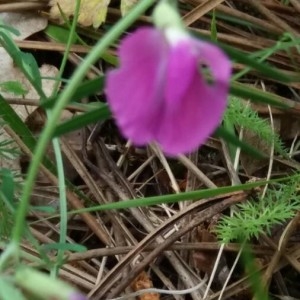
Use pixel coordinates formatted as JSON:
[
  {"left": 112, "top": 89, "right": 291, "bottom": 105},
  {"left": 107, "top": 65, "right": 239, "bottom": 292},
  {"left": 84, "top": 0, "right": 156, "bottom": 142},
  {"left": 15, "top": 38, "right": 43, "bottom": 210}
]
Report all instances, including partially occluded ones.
[
  {"left": 193, "top": 32, "right": 295, "bottom": 82},
  {"left": 0, "top": 169, "right": 15, "bottom": 206},
  {"left": 19, "top": 52, "right": 42, "bottom": 90},
  {"left": 0, "top": 28, "right": 44, "bottom": 98},
  {"left": 0, "top": 94, "right": 36, "bottom": 151},
  {"left": 230, "top": 81, "right": 290, "bottom": 107},
  {"left": 222, "top": 117, "right": 238, "bottom": 162},
  {"left": 67, "top": 174, "right": 300, "bottom": 214},
  {"left": 29, "top": 205, "right": 56, "bottom": 213},
  {"left": 0, "top": 94, "right": 55, "bottom": 173},
  {"left": 213, "top": 12, "right": 273, "bottom": 32},
  {"left": 0, "top": 81, "right": 28, "bottom": 96},
  {"left": 0, "top": 24, "right": 20, "bottom": 36},
  {"left": 210, "top": 10, "right": 217, "bottom": 41},
  {"left": 70, "top": 76, "right": 105, "bottom": 101},
  {"left": 225, "top": 97, "right": 287, "bottom": 156},
  {"left": 215, "top": 126, "right": 265, "bottom": 159},
  {"left": 42, "top": 76, "right": 105, "bottom": 109},
  {"left": 241, "top": 244, "right": 269, "bottom": 300},
  {"left": 0, "top": 190, "right": 14, "bottom": 236},
  {"left": 53, "top": 104, "right": 110, "bottom": 136},
  {"left": 222, "top": 43, "right": 294, "bottom": 83},
  {"left": 41, "top": 243, "right": 87, "bottom": 252},
  {"left": 44, "top": 24, "right": 77, "bottom": 44}
]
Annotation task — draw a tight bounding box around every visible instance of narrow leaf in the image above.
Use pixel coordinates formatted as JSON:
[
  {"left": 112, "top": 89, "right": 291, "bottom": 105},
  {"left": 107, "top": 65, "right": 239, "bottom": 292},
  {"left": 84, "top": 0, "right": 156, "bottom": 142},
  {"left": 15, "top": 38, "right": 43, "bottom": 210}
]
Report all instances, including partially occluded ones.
[
  {"left": 0, "top": 169, "right": 15, "bottom": 205},
  {"left": 68, "top": 174, "right": 300, "bottom": 214},
  {"left": 222, "top": 43, "right": 294, "bottom": 83},
  {"left": 42, "top": 76, "right": 105, "bottom": 109},
  {"left": 42, "top": 243, "right": 87, "bottom": 252},
  {"left": 0, "top": 81, "right": 28, "bottom": 96},
  {"left": 53, "top": 104, "right": 110, "bottom": 136},
  {"left": 230, "top": 81, "right": 290, "bottom": 108},
  {"left": 215, "top": 126, "right": 265, "bottom": 159}
]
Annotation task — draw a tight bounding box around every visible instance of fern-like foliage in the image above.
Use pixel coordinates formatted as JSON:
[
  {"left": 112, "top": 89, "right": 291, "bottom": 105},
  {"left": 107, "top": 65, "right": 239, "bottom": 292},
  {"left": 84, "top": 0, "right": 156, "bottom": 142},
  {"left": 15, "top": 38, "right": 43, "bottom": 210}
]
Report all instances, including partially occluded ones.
[
  {"left": 215, "top": 178, "right": 300, "bottom": 242},
  {"left": 0, "top": 137, "right": 20, "bottom": 160},
  {"left": 217, "top": 97, "right": 296, "bottom": 242},
  {"left": 0, "top": 130, "right": 20, "bottom": 237},
  {"left": 224, "top": 97, "right": 287, "bottom": 156}
]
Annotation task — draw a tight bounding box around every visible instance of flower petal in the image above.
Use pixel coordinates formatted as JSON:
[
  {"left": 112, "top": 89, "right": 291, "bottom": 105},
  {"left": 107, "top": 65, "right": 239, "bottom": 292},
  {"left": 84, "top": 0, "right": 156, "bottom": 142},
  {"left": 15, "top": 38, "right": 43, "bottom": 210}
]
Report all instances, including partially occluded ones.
[
  {"left": 105, "top": 28, "right": 167, "bottom": 145},
  {"left": 195, "top": 41, "right": 231, "bottom": 85},
  {"left": 156, "top": 39, "right": 231, "bottom": 155},
  {"left": 164, "top": 39, "right": 196, "bottom": 106},
  {"left": 106, "top": 27, "right": 231, "bottom": 156}
]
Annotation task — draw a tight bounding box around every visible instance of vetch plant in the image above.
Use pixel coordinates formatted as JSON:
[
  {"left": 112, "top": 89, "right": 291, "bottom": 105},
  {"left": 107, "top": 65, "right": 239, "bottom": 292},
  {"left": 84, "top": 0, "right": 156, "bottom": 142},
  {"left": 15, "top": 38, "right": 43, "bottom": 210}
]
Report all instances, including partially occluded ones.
[
  {"left": 106, "top": 0, "right": 231, "bottom": 156},
  {"left": 1, "top": 0, "right": 296, "bottom": 299}
]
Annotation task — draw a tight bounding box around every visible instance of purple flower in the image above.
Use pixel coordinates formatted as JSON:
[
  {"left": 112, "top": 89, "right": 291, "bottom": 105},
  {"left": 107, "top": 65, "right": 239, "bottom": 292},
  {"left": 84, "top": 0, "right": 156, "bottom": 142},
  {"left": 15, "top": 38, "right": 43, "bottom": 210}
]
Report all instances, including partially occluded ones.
[{"left": 106, "top": 27, "right": 231, "bottom": 156}]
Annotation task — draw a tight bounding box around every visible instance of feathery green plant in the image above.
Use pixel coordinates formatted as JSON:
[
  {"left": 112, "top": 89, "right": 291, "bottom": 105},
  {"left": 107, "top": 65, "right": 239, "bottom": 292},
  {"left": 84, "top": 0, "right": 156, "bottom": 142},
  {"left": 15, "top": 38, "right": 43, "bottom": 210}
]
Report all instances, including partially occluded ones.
[
  {"left": 224, "top": 96, "right": 287, "bottom": 156},
  {"left": 0, "top": 134, "right": 20, "bottom": 161},
  {"left": 0, "top": 130, "right": 20, "bottom": 237},
  {"left": 215, "top": 177, "right": 300, "bottom": 242}
]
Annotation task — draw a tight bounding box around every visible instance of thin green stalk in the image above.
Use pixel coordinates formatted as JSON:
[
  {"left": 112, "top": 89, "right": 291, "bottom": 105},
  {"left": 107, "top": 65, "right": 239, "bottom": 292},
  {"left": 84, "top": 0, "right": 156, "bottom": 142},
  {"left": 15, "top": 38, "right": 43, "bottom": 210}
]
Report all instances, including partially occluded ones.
[
  {"left": 11, "top": 0, "right": 156, "bottom": 245},
  {"left": 51, "top": 0, "right": 81, "bottom": 275},
  {"left": 50, "top": 137, "right": 67, "bottom": 275},
  {"left": 241, "top": 242, "right": 269, "bottom": 300},
  {"left": 29, "top": 172, "right": 300, "bottom": 220},
  {"left": 53, "top": 0, "right": 81, "bottom": 95}
]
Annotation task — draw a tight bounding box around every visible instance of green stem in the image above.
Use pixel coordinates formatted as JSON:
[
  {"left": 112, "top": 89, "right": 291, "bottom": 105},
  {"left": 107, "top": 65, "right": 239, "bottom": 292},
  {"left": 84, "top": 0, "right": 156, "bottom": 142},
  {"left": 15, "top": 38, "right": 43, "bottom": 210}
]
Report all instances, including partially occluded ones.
[
  {"left": 51, "top": 0, "right": 81, "bottom": 275},
  {"left": 53, "top": 0, "right": 81, "bottom": 95},
  {"left": 51, "top": 136, "right": 67, "bottom": 274},
  {"left": 12, "top": 0, "right": 156, "bottom": 244}
]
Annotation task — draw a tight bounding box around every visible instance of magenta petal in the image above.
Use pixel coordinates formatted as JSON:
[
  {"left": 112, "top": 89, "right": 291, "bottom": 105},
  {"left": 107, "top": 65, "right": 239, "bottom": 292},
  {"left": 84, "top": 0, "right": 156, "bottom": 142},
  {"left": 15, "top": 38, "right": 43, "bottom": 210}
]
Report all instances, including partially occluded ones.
[
  {"left": 196, "top": 41, "right": 232, "bottom": 84},
  {"left": 164, "top": 40, "right": 196, "bottom": 106},
  {"left": 105, "top": 28, "right": 167, "bottom": 145},
  {"left": 156, "top": 39, "right": 231, "bottom": 155},
  {"left": 105, "top": 26, "right": 231, "bottom": 156}
]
